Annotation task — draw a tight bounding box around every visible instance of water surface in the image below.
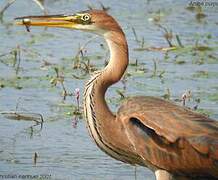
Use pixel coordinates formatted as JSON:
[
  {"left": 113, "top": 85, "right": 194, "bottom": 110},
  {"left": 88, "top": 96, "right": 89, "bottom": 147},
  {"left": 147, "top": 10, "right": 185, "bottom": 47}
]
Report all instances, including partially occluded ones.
[{"left": 0, "top": 0, "right": 218, "bottom": 179}]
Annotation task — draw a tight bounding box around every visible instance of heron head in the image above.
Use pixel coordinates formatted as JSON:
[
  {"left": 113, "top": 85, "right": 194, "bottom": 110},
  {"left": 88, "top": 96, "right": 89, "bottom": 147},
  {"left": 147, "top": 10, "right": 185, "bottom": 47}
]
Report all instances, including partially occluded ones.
[{"left": 15, "top": 10, "right": 123, "bottom": 36}]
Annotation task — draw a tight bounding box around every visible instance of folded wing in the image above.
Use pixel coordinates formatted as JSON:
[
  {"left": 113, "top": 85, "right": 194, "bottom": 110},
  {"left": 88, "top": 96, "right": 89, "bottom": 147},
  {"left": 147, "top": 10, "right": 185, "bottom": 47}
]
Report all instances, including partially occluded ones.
[{"left": 117, "top": 96, "right": 218, "bottom": 177}]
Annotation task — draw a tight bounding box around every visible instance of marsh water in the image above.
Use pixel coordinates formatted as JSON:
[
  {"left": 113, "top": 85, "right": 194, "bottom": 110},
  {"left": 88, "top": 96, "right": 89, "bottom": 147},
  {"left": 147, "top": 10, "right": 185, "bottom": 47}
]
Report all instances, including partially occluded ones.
[{"left": 0, "top": 0, "right": 218, "bottom": 179}]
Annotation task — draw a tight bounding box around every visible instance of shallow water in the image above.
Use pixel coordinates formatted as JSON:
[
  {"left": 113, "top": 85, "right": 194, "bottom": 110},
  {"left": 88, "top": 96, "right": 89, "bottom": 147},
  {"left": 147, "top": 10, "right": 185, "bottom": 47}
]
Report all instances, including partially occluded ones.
[{"left": 0, "top": 0, "right": 218, "bottom": 180}]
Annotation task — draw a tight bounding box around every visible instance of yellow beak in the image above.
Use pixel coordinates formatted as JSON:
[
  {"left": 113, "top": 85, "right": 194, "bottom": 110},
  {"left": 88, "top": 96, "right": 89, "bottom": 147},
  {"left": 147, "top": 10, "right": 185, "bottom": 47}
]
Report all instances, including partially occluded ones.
[{"left": 15, "top": 14, "right": 78, "bottom": 29}]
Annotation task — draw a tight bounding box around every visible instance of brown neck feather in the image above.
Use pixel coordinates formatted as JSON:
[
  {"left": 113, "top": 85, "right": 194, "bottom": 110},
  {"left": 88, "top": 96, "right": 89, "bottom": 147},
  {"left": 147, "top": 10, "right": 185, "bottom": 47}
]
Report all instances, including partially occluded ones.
[
  {"left": 92, "top": 30, "right": 128, "bottom": 120},
  {"left": 83, "top": 25, "right": 128, "bottom": 158}
]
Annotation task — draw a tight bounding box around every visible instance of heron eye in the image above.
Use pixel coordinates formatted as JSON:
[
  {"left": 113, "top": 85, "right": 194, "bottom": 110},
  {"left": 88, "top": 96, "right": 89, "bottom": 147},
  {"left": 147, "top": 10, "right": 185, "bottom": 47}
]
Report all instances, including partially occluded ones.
[{"left": 81, "top": 14, "right": 90, "bottom": 22}]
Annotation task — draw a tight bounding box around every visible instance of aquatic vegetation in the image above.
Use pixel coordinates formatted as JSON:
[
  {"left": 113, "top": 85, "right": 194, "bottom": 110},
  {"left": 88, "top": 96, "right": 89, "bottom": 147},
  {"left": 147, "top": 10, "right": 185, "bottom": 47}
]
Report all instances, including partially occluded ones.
[
  {"left": 195, "top": 108, "right": 212, "bottom": 117},
  {"left": 0, "top": 45, "right": 21, "bottom": 75},
  {"left": 0, "top": 0, "right": 16, "bottom": 21},
  {"left": 209, "top": 92, "right": 218, "bottom": 102},
  {"left": 192, "top": 71, "right": 218, "bottom": 79}
]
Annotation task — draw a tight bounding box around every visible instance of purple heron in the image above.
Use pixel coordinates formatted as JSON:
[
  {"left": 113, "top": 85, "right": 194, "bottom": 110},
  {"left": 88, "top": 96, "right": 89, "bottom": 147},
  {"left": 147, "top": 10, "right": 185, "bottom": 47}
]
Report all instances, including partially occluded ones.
[{"left": 15, "top": 10, "right": 218, "bottom": 180}]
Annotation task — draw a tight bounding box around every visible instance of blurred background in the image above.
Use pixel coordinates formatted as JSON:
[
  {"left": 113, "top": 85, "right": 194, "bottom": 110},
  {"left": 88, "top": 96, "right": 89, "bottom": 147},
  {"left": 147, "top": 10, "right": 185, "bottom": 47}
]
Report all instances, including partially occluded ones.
[{"left": 0, "top": 0, "right": 218, "bottom": 179}]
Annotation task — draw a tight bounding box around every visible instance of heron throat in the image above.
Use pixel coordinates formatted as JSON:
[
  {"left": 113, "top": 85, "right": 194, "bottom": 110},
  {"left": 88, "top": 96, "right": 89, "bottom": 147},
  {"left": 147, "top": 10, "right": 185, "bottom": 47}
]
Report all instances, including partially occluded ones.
[{"left": 83, "top": 30, "right": 129, "bottom": 161}]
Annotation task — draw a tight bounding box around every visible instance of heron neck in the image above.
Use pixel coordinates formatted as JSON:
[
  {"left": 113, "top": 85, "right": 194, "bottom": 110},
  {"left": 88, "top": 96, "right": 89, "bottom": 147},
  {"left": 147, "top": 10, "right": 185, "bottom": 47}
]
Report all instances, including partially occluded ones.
[
  {"left": 83, "top": 30, "right": 129, "bottom": 159},
  {"left": 103, "top": 31, "right": 129, "bottom": 86},
  {"left": 92, "top": 31, "right": 129, "bottom": 119}
]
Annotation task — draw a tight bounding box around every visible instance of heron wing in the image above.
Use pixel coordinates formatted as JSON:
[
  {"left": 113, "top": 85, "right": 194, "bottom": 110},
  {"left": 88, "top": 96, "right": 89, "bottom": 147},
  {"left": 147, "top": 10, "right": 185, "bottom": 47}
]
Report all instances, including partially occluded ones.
[{"left": 117, "top": 96, "right": 218, "bottom": 175}]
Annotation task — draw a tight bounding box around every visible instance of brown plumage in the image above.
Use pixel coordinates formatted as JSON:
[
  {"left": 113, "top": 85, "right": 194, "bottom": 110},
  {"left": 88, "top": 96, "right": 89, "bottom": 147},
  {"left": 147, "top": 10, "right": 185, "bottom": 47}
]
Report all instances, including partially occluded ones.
[
  {"left": 118, "top": 97, "right": 218, "bottom": 178},
  {"left": 15, "top": 9, "right": 218, "bottom": 180}
]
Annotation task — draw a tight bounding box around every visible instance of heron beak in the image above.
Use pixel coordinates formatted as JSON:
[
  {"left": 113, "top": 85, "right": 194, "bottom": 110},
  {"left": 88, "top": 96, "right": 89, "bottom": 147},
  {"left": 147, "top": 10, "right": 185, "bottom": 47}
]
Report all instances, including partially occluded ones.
[{"left": 15, "top": 14, "right": 78, "bottom": 29}]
